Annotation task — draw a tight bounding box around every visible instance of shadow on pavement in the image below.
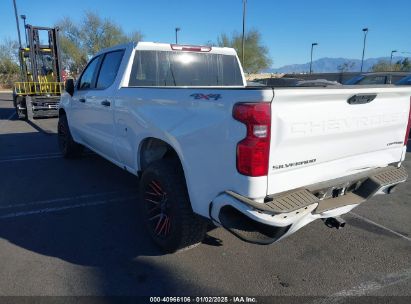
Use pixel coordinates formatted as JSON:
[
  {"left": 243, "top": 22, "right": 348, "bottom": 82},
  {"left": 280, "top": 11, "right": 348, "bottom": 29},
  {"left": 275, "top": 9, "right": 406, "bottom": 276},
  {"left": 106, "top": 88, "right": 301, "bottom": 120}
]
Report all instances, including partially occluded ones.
[
  {"left": 0, "top": 197, "right": 179, "bottom": 295},
  {"left": 0, "top": 130, "right": 216, "bottom": 294},
  {"left": 0, "top": 155, "right": 216, "bottom": 295}
]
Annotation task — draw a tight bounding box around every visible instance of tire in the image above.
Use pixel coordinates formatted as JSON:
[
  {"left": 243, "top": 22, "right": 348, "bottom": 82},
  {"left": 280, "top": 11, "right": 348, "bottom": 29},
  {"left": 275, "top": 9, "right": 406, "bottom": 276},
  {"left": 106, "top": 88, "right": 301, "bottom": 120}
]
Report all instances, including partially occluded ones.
[
  {"left": 13, "top": 94, "right": 27, "bottom": 120},
  {"left": 140, "top": 159, "right": 208, "bottom": 253},
  {"left": 58, "top": 114, "right": 84, "bottom": 158}
]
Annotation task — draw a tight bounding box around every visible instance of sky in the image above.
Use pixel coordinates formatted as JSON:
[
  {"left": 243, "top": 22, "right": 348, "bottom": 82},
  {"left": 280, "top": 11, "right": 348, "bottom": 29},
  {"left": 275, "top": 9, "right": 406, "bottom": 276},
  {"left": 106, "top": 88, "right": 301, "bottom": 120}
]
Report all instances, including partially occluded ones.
[{"left": 1, "top": 0, "right": 410, "bottom": 68}]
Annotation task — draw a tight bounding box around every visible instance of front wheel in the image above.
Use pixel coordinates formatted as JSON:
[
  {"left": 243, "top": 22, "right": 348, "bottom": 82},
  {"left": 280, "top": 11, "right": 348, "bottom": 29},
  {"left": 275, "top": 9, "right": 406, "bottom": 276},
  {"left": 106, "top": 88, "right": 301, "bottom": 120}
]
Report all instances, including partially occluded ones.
[
  {"left": 140, "top": 160, "right": 208, "bottom": 253},
  {"left": 58, "top": 114, "right": 84, "bottom": 158}
]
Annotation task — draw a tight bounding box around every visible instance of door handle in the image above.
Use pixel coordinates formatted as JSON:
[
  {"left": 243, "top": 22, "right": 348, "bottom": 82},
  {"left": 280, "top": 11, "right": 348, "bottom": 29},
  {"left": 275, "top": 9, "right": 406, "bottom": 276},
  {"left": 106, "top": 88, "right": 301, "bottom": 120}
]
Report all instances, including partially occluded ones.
[
  {"left": 79, "top": 98, "right": 86, "bottom": 103},
  {"left": 101, "top": 100, "right": 111, "bottom": 107}
]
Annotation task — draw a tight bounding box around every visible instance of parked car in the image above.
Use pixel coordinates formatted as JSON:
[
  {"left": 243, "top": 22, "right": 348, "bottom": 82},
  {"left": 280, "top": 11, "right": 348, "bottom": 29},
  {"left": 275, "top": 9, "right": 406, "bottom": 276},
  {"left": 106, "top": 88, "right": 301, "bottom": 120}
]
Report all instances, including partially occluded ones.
[
  {"left": 344, "top": 72, "right": 409, "bottom": 85},
  {"left": 59, "top": 42, "right": 411, "bottom": 252},
  {"left": 396, "top": 74, "right": 411, "bottom": 85}
]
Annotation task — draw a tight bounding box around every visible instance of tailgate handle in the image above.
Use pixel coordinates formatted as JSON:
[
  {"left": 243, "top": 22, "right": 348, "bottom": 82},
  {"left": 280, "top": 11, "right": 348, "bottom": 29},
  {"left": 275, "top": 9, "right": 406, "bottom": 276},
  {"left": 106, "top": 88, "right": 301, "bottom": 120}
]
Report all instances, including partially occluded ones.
[{"left": 347, "top": 94, "right": 376, "bottom": 105}]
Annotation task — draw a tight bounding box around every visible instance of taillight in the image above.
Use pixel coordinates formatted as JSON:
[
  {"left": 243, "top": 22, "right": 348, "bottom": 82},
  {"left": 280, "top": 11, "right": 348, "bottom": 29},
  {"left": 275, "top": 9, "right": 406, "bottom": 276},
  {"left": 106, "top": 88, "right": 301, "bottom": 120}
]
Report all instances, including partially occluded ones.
[
  {"left": 405, "top": 97, "right": 411, "bottom": 145},
  {"left": 233, "top": 102, "right": 271, "bottom": 177}
]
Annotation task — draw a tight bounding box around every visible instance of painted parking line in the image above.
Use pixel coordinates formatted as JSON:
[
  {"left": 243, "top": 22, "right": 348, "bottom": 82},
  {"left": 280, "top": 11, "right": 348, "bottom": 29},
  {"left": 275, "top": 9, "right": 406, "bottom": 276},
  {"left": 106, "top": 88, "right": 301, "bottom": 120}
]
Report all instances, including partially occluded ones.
[
  {"left": 350, "top": 211, "right": 411, "bottom": 242},
  {"left": 0, "top": 190, "right": 127, "bottom": 210},
  {"left": 0, "top": 194, "right": 138, "bottom": 220},
  {"left": 0, "top": 152, "right": 95, "bottom": 163},
  {"left": 0, "top": 154, "right": 63, "bottom": 163},
  {"left": 312, "top": 268, "right": 411, "bottom": 303},
  {"left": 0, "top": 111, "right": 16, "bottom": 129},
  {"left": 333, "top": 267, "right": 411, "bottom": 296}
]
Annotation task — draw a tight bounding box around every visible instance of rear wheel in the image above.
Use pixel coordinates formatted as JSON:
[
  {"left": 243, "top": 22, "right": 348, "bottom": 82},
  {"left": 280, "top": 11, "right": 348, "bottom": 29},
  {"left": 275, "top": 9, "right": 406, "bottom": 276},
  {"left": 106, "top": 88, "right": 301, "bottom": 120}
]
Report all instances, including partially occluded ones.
[
  {"left": 140, "top": 160, "right": 207, "bottom": 253},
  {"left": 58, "top": 114, "right": 84, "bottom": 158}
]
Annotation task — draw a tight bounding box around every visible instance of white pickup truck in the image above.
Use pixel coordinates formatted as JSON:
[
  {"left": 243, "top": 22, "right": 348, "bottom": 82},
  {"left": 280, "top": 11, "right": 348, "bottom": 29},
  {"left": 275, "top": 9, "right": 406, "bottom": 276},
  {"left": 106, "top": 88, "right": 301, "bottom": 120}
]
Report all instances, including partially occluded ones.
[{"left": 59, "top": 42, "right": 411, "bottom": 252}]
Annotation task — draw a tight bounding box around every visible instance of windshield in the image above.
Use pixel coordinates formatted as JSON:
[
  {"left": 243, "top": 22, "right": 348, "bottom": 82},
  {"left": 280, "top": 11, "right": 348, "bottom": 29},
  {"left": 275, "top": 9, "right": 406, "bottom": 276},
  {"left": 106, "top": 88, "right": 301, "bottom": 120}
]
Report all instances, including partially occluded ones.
[{"left": 128, "top": 50, "right": 244, "bottom": 87}]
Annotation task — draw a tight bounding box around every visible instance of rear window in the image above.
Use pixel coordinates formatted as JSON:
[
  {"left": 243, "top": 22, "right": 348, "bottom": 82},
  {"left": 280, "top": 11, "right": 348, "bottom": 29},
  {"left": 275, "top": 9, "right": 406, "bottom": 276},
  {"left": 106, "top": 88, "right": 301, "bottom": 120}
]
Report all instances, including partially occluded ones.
[{"left": 128, "top": 50, "right": 243, "bottom": 87}]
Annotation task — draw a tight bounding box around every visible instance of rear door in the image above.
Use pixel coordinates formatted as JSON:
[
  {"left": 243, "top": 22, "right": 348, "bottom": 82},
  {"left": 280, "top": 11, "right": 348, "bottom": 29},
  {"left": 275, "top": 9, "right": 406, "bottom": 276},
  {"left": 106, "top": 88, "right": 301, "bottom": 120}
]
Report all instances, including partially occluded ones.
[{"left": 267, "top": 87, "right": 411, "bottom": 195}]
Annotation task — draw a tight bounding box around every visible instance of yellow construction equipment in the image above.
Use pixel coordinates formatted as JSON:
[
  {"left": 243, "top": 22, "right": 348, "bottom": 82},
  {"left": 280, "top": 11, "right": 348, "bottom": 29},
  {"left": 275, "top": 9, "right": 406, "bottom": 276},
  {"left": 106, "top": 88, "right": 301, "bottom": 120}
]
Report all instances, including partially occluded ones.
[{"left": 13, "top": 25, "right": 64, "bottom": 119}]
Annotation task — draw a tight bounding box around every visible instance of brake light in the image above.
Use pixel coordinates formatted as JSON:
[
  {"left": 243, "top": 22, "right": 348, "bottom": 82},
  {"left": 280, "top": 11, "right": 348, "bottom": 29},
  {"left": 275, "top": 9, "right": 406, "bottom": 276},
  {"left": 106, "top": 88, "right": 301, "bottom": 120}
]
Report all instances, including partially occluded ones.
[
  {"left": 233, "top": 102, "right": 271, "bottom": 177},
  {"left": 170, "top": 44, "right": 212, "bottom": 52},
  {"left": 405, "top": 97, "right": 411, "bottom": 145}
]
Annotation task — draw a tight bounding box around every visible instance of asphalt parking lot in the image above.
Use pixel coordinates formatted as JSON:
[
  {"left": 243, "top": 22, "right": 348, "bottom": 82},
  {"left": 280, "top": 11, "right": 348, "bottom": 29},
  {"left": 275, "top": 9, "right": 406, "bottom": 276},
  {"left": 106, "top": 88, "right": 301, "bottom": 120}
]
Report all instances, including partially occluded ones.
[{"left": 0, "top": 92, "right": 410, "bottom": 299}]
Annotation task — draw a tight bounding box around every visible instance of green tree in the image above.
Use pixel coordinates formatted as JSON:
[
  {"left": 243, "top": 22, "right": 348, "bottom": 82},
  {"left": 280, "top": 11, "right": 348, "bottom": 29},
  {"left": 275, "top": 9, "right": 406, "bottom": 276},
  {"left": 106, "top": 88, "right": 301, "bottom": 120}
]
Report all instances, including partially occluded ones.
[
  {"left": 400, "top": 58, "right": 411, "bottom": 71},
  {"left": 217, "top": 29, "right": 272, "bottom": 73},
  {"left": 0, "top": 39, "right": 20, "bottom": 88},
  {"left": 57, "top": 17, "right": 88, "bottom": 75},
  {"left": 371, "top": 58, "right": 411, "bottom": 72},
  {"left": 57, "top": 12, "right": 143, "bottom": 76}
]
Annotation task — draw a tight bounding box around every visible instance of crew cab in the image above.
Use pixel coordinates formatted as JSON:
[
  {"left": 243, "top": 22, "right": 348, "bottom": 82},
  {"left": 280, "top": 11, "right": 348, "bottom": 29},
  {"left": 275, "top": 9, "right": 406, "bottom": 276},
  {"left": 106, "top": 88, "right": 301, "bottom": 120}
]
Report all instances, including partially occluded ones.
[{"left": 58, "top": 42, "right": 411, "bottom": 252}]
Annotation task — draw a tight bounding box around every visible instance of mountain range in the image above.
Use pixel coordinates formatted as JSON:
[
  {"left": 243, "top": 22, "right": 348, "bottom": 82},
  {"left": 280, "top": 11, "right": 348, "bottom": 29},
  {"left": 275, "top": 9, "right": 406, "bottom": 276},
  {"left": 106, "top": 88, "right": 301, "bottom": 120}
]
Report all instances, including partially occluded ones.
[{"left": 267, "top": 56, "right": 407, "bottom": 73}]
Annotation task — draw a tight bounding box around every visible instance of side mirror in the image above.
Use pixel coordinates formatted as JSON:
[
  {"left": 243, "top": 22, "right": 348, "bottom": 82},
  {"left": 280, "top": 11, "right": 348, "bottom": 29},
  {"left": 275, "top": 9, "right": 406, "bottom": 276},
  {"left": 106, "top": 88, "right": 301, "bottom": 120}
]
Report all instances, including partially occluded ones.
[{"left": 65, "top": 78, "right": 75, "bottom": 96}]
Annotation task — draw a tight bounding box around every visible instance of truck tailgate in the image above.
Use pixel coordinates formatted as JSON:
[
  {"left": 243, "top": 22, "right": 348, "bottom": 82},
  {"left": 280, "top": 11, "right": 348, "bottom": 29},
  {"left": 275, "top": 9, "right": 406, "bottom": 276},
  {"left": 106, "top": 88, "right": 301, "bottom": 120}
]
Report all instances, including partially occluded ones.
[{"left": 267, "top": 86, "right": 411, "bottom": 195}]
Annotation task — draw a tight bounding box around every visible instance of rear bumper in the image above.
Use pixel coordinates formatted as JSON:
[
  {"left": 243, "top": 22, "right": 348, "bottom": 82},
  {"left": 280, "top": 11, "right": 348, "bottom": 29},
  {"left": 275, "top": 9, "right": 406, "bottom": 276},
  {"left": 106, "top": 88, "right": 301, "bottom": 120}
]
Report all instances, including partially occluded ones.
[{"left": 210, "top": 165, "right": 408, "bottom": 244}]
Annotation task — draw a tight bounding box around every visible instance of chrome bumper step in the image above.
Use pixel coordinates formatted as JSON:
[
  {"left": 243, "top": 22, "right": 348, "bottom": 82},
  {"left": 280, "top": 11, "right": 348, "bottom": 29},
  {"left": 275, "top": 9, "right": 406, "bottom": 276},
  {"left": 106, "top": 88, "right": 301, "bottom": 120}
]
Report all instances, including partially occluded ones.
[{"left": 226, "top": 165, "right": 408, "bottom": 215}]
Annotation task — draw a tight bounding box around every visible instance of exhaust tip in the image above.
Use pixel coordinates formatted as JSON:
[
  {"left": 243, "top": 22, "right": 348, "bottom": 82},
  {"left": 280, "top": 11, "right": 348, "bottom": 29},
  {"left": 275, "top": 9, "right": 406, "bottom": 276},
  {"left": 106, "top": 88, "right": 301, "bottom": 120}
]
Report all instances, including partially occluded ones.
[{"left": 323, "top": 217, "right": 346, "bottom": 229}]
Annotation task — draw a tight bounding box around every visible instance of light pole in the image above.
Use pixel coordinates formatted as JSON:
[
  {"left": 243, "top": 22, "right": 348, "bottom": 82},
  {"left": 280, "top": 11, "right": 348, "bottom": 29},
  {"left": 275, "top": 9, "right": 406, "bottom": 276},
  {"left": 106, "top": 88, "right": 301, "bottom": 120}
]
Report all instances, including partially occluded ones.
[
  {"left": 175, "top": 27, "right": 180, "bottom": 44},
  {"left": 20, "top": 14, "right": 27, "bottom": 46},
  {"left": 241, "top": 0, "right": 247, "bottom": 66},
  {"left": 310, "top": 43, "right": 318, "bottom": 74},
  {"left": 390, "top": 50, "right": 398, "bottom": 71},
  {"left": 360, "top": 28, "right": 368, "bottom": 72},
  {"left": 12, "top": 0, "right": 22, "bottom": 48}
]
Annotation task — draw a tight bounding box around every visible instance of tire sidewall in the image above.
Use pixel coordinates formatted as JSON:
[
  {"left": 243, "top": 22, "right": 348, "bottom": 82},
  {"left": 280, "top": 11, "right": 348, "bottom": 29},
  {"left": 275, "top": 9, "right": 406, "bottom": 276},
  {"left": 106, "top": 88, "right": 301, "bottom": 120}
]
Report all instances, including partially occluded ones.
[{"left": 140, "top": 162, "right": 187, "bottom": 251}]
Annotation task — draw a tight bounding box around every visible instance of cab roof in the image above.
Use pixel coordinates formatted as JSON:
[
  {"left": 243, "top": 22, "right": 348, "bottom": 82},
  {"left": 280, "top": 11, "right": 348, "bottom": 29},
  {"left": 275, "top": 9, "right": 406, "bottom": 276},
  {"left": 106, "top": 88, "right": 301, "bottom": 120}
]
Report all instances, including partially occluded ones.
[{"left": 95, "top": 41, "right": 238, "bottom": 57}]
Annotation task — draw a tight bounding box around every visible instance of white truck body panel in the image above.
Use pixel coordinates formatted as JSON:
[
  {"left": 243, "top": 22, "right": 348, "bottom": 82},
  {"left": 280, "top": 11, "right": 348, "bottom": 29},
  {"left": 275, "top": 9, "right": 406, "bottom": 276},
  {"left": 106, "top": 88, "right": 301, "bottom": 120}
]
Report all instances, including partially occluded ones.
[
  {"left": 60, "top": 41, "right": 411, "bottom": 245},
  {"left": 267, "top": 87, "right": 410, "bottom": 195}
]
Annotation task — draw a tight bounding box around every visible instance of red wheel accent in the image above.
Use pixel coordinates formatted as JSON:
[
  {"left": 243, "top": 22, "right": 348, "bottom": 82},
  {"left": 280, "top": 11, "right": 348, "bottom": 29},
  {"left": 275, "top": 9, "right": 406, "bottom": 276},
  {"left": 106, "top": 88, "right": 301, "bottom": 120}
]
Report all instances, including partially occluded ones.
[{"left": 144, "top": 180, "right": 172, "bottom": 237}]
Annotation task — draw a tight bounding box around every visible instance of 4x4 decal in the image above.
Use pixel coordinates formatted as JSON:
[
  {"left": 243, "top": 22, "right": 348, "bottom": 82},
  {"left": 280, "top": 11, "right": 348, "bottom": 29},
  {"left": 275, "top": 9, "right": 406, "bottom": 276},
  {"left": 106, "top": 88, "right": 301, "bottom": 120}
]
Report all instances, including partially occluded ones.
[{"left": 190, "top": 93, "right": 222, "bottom": 101}]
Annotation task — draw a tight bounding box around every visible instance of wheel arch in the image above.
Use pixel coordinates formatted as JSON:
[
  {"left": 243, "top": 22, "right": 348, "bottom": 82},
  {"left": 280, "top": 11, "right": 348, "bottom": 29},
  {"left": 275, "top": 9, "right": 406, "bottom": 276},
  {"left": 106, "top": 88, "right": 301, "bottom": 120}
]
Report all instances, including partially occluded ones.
[
  {"left": 59, "top": 108, "right": 66, "bottom": 117},
  {"left": 138, "top": 137, "right": 184, "bottom": 173}
]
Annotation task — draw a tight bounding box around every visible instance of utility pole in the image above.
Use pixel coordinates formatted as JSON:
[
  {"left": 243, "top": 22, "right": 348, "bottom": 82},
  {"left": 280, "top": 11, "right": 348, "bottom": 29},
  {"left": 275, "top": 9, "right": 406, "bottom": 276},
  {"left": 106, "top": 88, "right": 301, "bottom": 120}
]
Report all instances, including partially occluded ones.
[
  {"left": 310, "top": 43, "right": 318, "bottom": 74},
  {"left": 242, "top": 0, "right": 247, "bottom": 66},
  {"left": 21, "top": 14, "right": 27, "bottom": 47},
  {"left": 360, "top": 28, "right": 368, "bottom": 72},
  {"left": 12, "top": 0, "right": 22, "bottom": 48},
  {"left": 175, "top": 27, "right": 180, "bottom": 44},
  {"left": 390, "top": 50, "right": 398, "bottom": 71}
]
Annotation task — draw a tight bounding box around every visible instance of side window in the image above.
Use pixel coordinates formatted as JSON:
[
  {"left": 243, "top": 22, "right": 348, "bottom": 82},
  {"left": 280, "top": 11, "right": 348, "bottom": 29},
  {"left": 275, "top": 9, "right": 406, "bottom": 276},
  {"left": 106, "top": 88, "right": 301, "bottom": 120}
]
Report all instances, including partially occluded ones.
[
  {"left": 129, "top": 51, "right": 158, "bottom": 86},
  {"left": 78, "top": 56, "right": 100, "bottom": 90},
  {"left": 96, "top": 50, "right": 125, "bottom": 89}
]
